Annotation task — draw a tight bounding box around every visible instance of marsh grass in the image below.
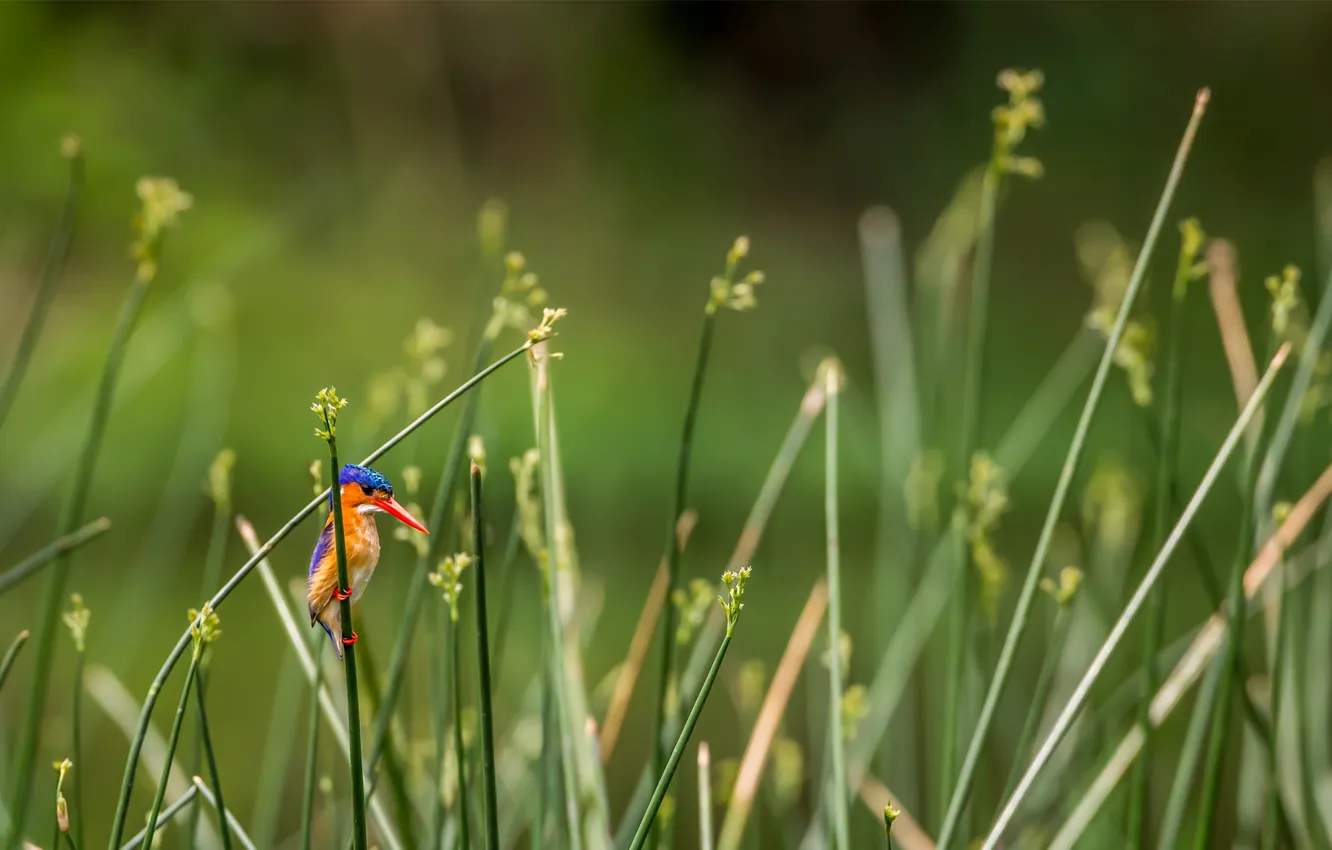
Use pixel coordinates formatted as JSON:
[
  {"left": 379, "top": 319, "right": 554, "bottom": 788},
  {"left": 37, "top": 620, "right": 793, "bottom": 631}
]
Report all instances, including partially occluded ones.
[{"left": 8, "top": 69, "right": 1332, "bottom": 850}]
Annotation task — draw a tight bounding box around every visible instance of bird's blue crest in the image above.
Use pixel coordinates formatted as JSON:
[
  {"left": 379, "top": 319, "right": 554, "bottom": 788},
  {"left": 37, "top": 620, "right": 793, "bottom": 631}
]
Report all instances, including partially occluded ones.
[{"left": 335, "top": 464, "right": 393, "bottom": 504}]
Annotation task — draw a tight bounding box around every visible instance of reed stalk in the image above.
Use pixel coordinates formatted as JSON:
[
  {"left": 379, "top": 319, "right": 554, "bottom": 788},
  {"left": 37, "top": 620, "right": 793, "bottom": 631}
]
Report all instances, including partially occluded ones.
[
  {"left": 300, "top": 634, "right": 324, "bottom": 850},
  {"left": 937, "top": 87, "right": 1210, "bottom": 850},
  {"left": 109, "top": 340, "right": 534, "bottom": 848},
  {"left": 0, "top": 519, "right": 112, "bottom": 598},
  {"left": 0, "top": 137, "right": 84, "bottom": 434},
  {"left": 631, "top": 568, "right": 750, "bottom": 850},
  {"left": 1126, "top": 219, "right": 1202, "bottom": 849},
  {"left": 63, "top": 595, "right": 90, "bottom": 850},
  {"left": 981, "top": 340, "right": 1287, "bottom": 850},
  {"left": 313, "top": 388, "right": 369, "bottom": 850},
  {"left": 192, "top": 670, "right": 231, "bottom": 850},
  {"left": 190, "top": 777, "right": 257, "bottom": 850},
  {"left": 143, "top": 607, "right": 217, "bottom": 849},
  {"left": 119, "top": 786, "right": 198, "bottom": 850},
  {"left": 0, "top": 630, "right": 30, "bottom": 694},
  {"left": 1262, "top": 532, "right": 1294, "bottom": 850},
  {"left": 698, "top": 743, "right": 714, "bottom": 850},
  {"left": 822, "top": 360, "right": 849, "bottom": 850},
  {"left": 471, "top": 462, "right": 501, "bottom": 850}
]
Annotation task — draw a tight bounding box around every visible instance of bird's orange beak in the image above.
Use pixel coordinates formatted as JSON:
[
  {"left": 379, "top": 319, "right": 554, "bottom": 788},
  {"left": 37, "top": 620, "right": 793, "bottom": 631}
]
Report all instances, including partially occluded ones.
[{"left": 376, "top": 497, "right": 429, "bottom": 534}]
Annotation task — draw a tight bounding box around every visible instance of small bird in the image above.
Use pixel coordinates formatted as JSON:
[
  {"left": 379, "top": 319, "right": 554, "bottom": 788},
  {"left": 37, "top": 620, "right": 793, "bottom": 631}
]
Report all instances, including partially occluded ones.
[{"left": 308, "top": 464, "right": 428, "bottom": 659}]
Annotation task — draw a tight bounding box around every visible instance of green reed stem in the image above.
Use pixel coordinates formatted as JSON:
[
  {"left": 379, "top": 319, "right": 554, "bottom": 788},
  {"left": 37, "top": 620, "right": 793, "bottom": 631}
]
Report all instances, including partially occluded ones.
[
  {"left": 11, "top": 268, "right": 154, "bottom": 849},
  {"left": 938, "top": 87, "right": 1211, "bottom": 850},
  {"left": 450, "top": 609, "right": 471, "bottom": 850},
  {"left": 1263, "top": 544, "right": 1293, "bottom": 850},
  {"left": 650, "top": 311, "right": 717, "bottom": 795},
  {"left": 0, "top": 630, "right": 30, "bottom": 693},
  {"left": 1194, "top": 334, "right": 1277, "bottom": 849},
  {"left": 189, "top": 495, "right": 231, "bottom": 849},
  {"left": 0, "top": 142, "right": 84, "bottom": 434},
  {"left": 190, "top": 777, "right": 257, "bottom": 850},
  {"left": 631, "top": 630, "right": 737, "bottom": 850},
  {"left": 533, "top": 347, "right": 584, "bottom": 850},
  {"left": 300, "top": 637, "right": 324, "bottom": 850},
  {"left": 193, "top": 670, "right": 231, "bottom": 850},
  {"left": 430, "top": 602, "right": 451, "bottom": 850},
  {"left": 471, "top": 464, "right": 500, "bottom": 850},
  {"left": 364, "top": 338, "right": 493, "bottom": 794},
  {"left": 1127, "top": 226, "right": 1194, "bottom": 850},
  {"left": 489, "top": 509, "right": 523, "bottom": 684},
  {"left": 941, "top": 152, "right": 1002, "bottom": 826},
  {"left": 824, "top": 367, "right": 849, "bottom": 850},
  {"left": 71, "top": 645, "right": 85, "bottom": 849},
  {"left": 143, "top": 645, "right": 202, "bottom": 848},
  {"left": 982, "top": 333, "right": 1284, "bottom": 850},
  {"left": 698, "top": 743, "right": 714, "bottom": 850},
  {"left": 108, "top": 342, "right": 529, "bottom": 849},
  {"left": 120, "top": 786, "right": 198, "bottom": 850},
  {"left": 324, "top": 430, "right": 368, "bottom": 850},
  {"left": 1000, "top": 601, "right": 1073, "bottom": 804},
  {"left": 0, "top": 518, "right": 112, "bottom": 598}
]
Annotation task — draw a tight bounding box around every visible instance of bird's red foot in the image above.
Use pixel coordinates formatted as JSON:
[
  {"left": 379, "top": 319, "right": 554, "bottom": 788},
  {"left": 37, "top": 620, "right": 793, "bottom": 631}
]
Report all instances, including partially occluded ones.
[
  {"left": 333, "top": 587, "right": 351, "bottom": 601},
  {"left": 342, "top": 631, "right": 358, "bottom": 647}
]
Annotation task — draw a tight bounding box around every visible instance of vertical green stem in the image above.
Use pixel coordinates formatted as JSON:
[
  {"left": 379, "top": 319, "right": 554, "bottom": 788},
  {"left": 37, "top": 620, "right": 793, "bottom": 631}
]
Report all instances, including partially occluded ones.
[
  {"left": 471, "top": 464, "right": 500, "bottom": 850},
  {"left": 0, "top": 630, "right": 30, "bottom": 693},
  {"left": 938, "top": 88, "right": 1210, "bottom": 850},
  {"left": 300, "top": 638, "right": 324, "bottom": 850},
  {"left": 1127, "top": 228, "right": 1193, "bottom": 850},
  {"left": 0, "top": 142, "right": 84, "bottom": 434},
  {"left": 450, "top": 612, "right": 471, "bottom": 850},
  {"left": 631, "top": 631, "right": 735, "bottom": 850},
  {"left": 1262, "top": 543, "right": 1293, "bottom": 850},
  {"left": 193, "top": 670, "right": 232, "bottom": 850},
  {"left": 143, "top": 649, "right": 201, "bottom": 848},
  {"left": 189, "top": 496, "right": 231, "bottom": 849},
  {"left": 698, "top": 743, "right": 714, "bottom": 850},
  {"left": 824, "top": 367, "right": 849, "bottom": 850},
  {"left": 1158, "top": 655, "right": 1227, "bottom": 848},
  {"left": 12, "top": 273, "right": 152, "bottom": 850},
  {"left": 326, "top": 437, "right": 369, "bottom": 850},
  {"left": 71, "top": 647, "right": 85, "bottom": 850},
  {"left": 650, "top": 312, "right": 717, "bottom": 794}
]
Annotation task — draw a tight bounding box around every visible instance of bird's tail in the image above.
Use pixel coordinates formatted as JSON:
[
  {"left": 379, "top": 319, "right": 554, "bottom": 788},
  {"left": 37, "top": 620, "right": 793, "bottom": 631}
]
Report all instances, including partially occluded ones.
[{"left": 318, "top": 618, "right": 343, "bottom": 662}]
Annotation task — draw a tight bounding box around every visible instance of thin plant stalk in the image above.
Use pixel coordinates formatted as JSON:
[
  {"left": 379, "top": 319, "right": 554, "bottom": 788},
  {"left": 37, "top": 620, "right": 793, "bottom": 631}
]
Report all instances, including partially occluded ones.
[
  {"left": 631, "top": 575, "right": 746, "bottom": 850},
  {"left": 0, "top": 630, "right": 30, "bottom": 693},
  {"left": 317, "top": 393, "right": 369, "bottom": 850},
  {"left": 300, "top": 636, "right": 324, "bottom": 850},
  {"left": 119, "top": 786, "right": 199, "bottom": 850},
  {"left": 9, "top": 265, "right": 156, "bottom": 845},
  {"left": 1000, "top": 597, "right": 1074, "bottom": 803},
  {"left": 1126, "top": 221, "right": 1197, "bottom": 850},
  {"left": 1263, "top": 541, "right": 1293, "bottom": 850},
  {"left": 0, "top": 139, "right": 84, "bottom": 434},
  {"left": 533, "top": 343, "right": 584, "bottom": 850},
  {"left": 107, "top": 340, "right": 533, "bottom": 848},
  {"left": 193, "top": 670, "right": 232, "bottom": 850},
  {"left": 450, "top": 609, "right": 470, "bottom": 850},
  {"left": 1157, "top": 647, "right": 1226, "bottom": 849},
  {"left": 71, "top": 640, "right": 86, "bottom": 849},
  {"left": 981, "top": 339, "right": 1288, "bottom": 850},
  {"left": 0, "top": 519, "right": 111, "bottom": 598},
  {"left": 698, "top": 743, "right": 714, "bottom": 850},
  {"left": 190, "top": 777, "right": 257, "bottom": 850},
  {"left": 937, "top": 87, "right": 1212, "bottom": 850},
  {"left": 649, "top": 310, "right": 717, "bottom": 790},
  {"left": 1194, "top": 333, "right": 1278, "bottom": 848},
  {"left": 471, "top": 463, "right": 501, "bottom": 850},
  {"left": 143, "top": 635, "right": 205, "bottom": 847},
  {"left": 823, "top": 362, "right": 849, "bottom": 850}
]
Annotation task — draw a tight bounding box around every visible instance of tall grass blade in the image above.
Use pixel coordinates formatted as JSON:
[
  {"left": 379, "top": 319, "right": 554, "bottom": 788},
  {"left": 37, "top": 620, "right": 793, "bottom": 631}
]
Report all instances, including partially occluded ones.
[
  {"left": 631, "top": 568, "right": 748, "bottom": 850},
  {"left": 822, "top": 360, "right": 849, "bottom": 850},
  {"left": 0, "top": 521, "right": 111, "bottom": 599},
  {"left": 717, "top": 581, "right": 827, "bottom": 850},
  {"left": 0, "top": 631, "right": 30, "bottom": 694},
  {"left": 472, "top": 462, "right": 501, "bottom": 850},
  {"left": 191, "top": 670, "right": 231, "bottom": 850},
  {"left": 107, "top": 341, "right": 531, "bottom": 848},
  {"left": 982, "top": 340, "right": 1288, "bottom": 850},
  {"left": 937, "top": 88, "right": 1212, "bottom": 850},
  {"left": 1126, "top": 220, "right": 1201, "bottom": 849},
  {"left": 699, "top": 743, "right": 714, "bottom": 850},
  {"left": 142, "top": 625, "right": 207, "bottom": 849},
  {"left": 0, "top": 139, "right": 84, "bottom": 434}
]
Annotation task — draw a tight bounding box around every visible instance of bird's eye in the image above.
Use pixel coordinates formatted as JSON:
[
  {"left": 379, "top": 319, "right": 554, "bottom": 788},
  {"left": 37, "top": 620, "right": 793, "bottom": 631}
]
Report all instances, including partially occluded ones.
[{"left": 360, "top": 484, "right": 373, "bottom": 496}]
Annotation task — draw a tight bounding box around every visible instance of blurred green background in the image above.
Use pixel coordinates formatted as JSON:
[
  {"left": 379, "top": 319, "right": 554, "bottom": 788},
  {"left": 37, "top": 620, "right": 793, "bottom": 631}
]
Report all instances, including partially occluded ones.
[{"left": 2, "top": 1, "right": 1332, "bottom": 846}]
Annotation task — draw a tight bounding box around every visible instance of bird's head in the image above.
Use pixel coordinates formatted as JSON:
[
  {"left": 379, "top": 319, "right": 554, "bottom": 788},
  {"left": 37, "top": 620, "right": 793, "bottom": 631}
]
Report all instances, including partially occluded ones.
[{"left": 336, "top": 464, "right": 429, "bottom": 534}]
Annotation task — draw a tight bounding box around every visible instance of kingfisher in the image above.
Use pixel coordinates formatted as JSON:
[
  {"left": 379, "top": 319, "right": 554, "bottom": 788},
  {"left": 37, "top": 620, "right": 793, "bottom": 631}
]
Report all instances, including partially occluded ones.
[{"left": 308, "top": 464, "right": 429, "bottom": 658}]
